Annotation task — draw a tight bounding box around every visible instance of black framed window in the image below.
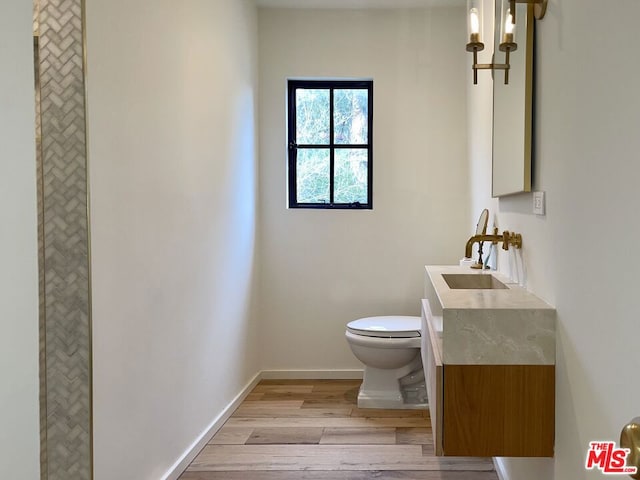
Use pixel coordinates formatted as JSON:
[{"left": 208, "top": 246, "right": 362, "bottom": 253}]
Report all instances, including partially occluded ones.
[{"left": 288, "top": 80, "right": 373, "bottom": 209}]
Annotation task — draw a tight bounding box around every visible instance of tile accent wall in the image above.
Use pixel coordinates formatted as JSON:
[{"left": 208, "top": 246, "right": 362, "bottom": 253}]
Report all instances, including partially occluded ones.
[{"left": 34, "top": 0, "right": 92, "bottom": 478}]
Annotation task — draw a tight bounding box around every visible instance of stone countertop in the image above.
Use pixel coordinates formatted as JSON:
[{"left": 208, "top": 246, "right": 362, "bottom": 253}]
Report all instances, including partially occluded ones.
[
  {"left": 426, "top": 265, "right": 554, "bottom": 311},
  {"left": 424, "top": 265, "right": 556, "bottom": 366}
]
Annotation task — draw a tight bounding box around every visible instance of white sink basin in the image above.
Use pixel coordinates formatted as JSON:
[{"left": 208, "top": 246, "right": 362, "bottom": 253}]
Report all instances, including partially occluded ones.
[{"left": 441, "top": 273, "right": 507, "bottom": 290}]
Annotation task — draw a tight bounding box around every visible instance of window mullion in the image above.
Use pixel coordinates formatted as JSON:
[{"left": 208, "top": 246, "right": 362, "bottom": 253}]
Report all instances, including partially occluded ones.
[
  {"left": 329, "top": 88, "right": 335, "bottom": 205},
  {"left": 288, "top": 85, "right": 297, "bottom": 208}
]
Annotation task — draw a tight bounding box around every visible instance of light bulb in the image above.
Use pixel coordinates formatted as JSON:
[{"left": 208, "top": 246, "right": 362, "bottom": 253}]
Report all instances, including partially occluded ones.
[
  {"left": 505, "top": 9, "right": 515, "bottom": 34},
  {"left": 466, "top": 0, "right": 483, "bottom": 50},
  {"left": 470, "top": 8, "right": 480, "bottom": 35},
  {"left": 502, "top": 8, "right": 515, "bottom": 44}
]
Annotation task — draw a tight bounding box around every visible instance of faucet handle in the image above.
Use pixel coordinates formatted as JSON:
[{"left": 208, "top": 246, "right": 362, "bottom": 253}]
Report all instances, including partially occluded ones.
[
  {"left": 502, "top": 231, "right": 511, "bottom": 250},
  {"left": 510, "top": 233, "right": 522, "bottom": 249},
  {"left": 501, "top": 231, "right": 523, "bottom": 250}
]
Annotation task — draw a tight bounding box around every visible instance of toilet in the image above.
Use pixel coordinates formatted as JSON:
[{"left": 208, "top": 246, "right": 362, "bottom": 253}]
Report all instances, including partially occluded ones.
[{"left": 345, "top": 316, "right": 427, "bottom": 409}]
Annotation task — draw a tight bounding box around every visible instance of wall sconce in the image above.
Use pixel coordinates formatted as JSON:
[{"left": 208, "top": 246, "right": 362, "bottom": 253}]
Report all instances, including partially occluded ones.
[{"left": 466, "top": 0, "right": 547, "bottom": 85}]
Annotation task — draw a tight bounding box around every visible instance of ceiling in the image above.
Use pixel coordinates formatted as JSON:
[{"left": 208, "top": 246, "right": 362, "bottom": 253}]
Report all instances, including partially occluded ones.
[{"left": 256, "top": 0, "right": 465, "bottom": 8}]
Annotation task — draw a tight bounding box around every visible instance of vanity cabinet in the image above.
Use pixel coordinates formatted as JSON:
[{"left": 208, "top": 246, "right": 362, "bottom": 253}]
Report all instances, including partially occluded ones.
[
  {"left": 421, "top": 300, "right": 443, "bottom": 455},
  {"left": 421, "top": 266, "right": 556, "bottom": 458}
]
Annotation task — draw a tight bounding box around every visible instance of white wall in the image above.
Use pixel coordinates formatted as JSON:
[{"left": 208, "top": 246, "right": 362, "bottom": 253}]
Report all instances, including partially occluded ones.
[
  {"left": 0, "top": 1, "right": 40, "bottom": 479},
  {"left": 86, "top": 1, "right": 259, "bottom": 478},
  {"left": 258, "top": 8, "right": 468, "bottom": 370},
  {"left": 469, "top": 1, "right": 640, "bottom": 478}
]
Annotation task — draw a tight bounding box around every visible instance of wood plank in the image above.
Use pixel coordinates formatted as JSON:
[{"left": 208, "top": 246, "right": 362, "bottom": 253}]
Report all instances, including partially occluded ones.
[
  {"left": 234, "top": 407, "right": 353, "bottom": 418},
  {"left": 301, "top": 398, "right": 358, "bottom": 408},
  {"left": 244, "top": 392, "right": 265, "bottom": 401},
  {"left": 311, "top": 382, "right": 362, "bottom": 392},
  {"left": 259, "top": 392, "right": 357, "bottom": 402},
  {"left": 350, "top": 408, "right": 428, "bottom": 418},
  {"left": 443, "top": 364, "right": 555, "bottom": 457},
  {"left": 241, "top": 400, "right": 304, "bottom": 408},
  {"left": 225, "top": 417, "right": 428, "bottom": 429},
  {"left": 258, "top": 379, "right": 360, "bottom": 386},
  {"left": 187, "top": 445, "right": 496, "bottom": 471},
  {"left": 246, "top": 427, "right": 323, "bottom": 445},
  {"left": 396, "top": 427, "right": 432, "bottom": 445},
  {"left": 252, "top": 384, "right": 315, "bottom": 394},
  {"left": 422, "top": 444, "right": 435, "bottom": 456},
  {"left": 208, "top": 426, "right": 253, "bottom": 445},
  {"left": 181, "top": 472, "right": 500, "bottom": 480},
  {"left": 320, "top": 427, "right": 396, "bottom": 445}
]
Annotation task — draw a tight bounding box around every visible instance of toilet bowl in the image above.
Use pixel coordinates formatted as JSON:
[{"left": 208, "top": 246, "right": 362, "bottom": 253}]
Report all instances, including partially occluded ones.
[{"left": 345, "top": 316, "right": 427, "bottom": 409}]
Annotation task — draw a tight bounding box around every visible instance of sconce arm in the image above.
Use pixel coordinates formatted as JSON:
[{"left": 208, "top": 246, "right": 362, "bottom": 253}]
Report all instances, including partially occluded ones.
[{"left": 511, "top": 0, "right": 548, "bottom": 21}]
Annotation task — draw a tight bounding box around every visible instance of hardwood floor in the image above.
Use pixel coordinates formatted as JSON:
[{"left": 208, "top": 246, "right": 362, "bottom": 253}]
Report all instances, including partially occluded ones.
[{"left": 180, "top": 379, "right": 498, "bottom": 480}]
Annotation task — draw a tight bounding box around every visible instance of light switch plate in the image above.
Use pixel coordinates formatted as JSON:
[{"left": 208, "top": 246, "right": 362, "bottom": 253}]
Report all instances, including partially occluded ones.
[{"left": 533, "top": 191, "right": 545, "bottom": 215}]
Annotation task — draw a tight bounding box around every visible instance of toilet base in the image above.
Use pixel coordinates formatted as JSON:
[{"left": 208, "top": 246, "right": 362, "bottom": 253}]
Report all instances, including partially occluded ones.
[
  {"left": 357, "top": 356, "right": 428, "bottom": 410},
  {"left": 357, "top": 388, "right": 426, "bottom": 410}
]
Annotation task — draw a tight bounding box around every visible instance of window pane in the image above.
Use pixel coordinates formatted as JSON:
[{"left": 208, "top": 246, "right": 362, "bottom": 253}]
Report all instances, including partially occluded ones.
[
  {"left": 296, "top": 89, "right": 330, "bottom": 145},
  {"left": 334, "top": 149, "right": 368, "bottom": 204},
  {"left": 334, "top": 89, "right": 368, "bottom": 145},
  {"left": 296, "top": 149, "right": 330, "bottom": 204}
]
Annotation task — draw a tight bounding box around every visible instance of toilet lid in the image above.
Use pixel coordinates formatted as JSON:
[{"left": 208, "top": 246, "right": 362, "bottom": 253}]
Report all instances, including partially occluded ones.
[{"left": 347, "top": 316, "right": 421, "bottom": 338}]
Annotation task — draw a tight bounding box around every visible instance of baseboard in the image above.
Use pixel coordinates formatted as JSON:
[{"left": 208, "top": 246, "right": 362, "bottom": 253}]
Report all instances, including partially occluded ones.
[
  {"left": 161, "top": 371, "right": 262, "bottom": 480},
  {"left": 493, "top": 457, "right": 508, "bottom": 480},
  {"left": 261, "top": 369, "right": 363, "bottom": 379}
]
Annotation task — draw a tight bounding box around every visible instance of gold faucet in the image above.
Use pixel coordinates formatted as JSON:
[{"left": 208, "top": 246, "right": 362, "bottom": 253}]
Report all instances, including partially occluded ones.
[{"left": 464, "top": 228, "right": 522, "bottom": 267}]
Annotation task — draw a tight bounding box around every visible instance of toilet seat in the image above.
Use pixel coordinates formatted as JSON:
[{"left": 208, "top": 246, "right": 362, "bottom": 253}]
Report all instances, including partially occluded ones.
[
  {"left": 347, "top": 316, "right": 421, "bottom": 338},
  {"left": 345, "top": 330, "right": 421, "bottom": 350}
]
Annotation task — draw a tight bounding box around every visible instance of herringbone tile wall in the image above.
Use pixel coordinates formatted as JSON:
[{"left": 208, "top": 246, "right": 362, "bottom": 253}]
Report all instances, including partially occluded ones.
[{"left": 35, "top": 0, "right": 92, "bottom": 478}]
